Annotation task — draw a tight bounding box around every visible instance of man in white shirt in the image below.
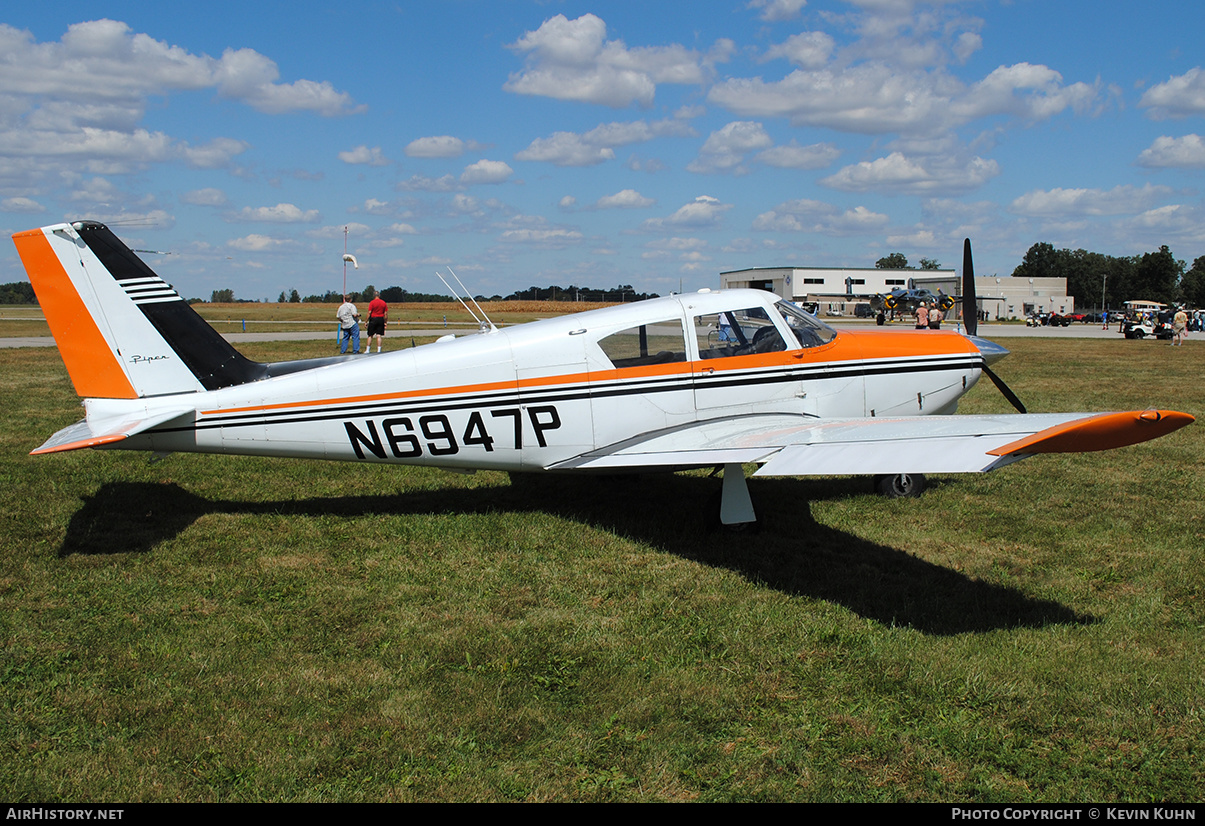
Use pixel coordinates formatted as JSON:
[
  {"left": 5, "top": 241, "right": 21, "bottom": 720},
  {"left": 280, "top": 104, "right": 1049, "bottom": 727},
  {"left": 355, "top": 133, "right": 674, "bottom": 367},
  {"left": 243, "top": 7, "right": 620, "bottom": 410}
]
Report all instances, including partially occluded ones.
[{"left": 337, "top": 296, "right": 361, "bottom": 354}]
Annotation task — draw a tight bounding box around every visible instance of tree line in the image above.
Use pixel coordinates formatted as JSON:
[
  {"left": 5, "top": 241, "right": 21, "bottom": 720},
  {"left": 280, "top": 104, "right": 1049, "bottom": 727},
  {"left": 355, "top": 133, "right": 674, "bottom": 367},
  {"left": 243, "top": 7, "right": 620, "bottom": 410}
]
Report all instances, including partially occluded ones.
[
  {"left": 265, "top": 284, "right": 659, "bottom": 304},
  {"left": 1012, "top": 243, "right": 1205, "bottom": 308}
]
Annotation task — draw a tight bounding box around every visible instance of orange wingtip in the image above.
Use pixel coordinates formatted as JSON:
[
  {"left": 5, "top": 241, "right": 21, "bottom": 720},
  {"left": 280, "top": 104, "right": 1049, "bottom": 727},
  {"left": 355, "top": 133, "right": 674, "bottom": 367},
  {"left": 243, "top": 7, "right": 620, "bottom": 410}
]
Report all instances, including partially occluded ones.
[
  {"left": 30, "top": 433, "right": 128, "bottom": 456},
  {"left": 988, "top": 410, "right": 1195, "bottom": 456}
]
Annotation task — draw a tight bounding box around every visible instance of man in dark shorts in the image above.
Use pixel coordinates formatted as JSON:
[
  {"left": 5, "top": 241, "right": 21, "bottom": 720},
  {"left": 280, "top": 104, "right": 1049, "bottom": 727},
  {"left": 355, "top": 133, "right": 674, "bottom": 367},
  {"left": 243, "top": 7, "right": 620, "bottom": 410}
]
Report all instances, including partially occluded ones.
[{"left": 367, "top": 291, "right": 388, "bottom": 352}]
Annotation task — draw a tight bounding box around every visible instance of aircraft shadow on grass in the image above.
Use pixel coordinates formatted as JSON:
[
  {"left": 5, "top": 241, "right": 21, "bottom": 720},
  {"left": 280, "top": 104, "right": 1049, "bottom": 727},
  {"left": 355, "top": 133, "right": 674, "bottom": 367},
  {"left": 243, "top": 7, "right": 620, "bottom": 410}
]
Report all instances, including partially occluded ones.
[{"left": 60, "top": 475, "right": 1092, "bottom": 636}]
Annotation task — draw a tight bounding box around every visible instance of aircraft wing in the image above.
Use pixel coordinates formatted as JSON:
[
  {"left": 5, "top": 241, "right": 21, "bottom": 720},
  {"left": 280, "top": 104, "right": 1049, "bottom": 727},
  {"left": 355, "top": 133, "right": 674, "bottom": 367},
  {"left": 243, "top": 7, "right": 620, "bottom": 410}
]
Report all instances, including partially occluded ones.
[
  {"left": 31, "top": 407, "right": 196, "bottom": 455},
  {"left": 552, "top": 410, "right": 1193, "bottom": 476}
]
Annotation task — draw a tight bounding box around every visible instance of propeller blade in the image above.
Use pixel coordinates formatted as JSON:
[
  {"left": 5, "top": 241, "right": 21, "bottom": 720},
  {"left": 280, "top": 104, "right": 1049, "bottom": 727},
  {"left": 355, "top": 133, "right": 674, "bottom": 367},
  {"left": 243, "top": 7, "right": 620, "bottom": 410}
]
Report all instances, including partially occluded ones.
[
  {"left": 982, "top": 364, "right": 1027, "bottom": 413},
  {"left": 962, "top": 238, "right": 977, "bottom": 337}
]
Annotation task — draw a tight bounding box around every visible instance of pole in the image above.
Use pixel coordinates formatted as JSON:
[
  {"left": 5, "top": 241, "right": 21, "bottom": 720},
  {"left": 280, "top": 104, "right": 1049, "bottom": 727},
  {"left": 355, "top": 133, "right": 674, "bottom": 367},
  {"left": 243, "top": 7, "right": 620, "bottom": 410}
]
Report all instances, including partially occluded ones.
[{"left": 343, "top": 225, "right": 349, "bottom": 297}]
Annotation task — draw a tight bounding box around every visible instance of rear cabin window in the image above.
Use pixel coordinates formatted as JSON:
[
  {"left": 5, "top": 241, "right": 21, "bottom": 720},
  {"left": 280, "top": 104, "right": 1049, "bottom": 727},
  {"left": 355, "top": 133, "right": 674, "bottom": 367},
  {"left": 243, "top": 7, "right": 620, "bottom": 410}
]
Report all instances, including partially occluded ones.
[
  {"left": 694, "top": 307, "right": 787, "bottom": 359},
  {"left": 597, "top": 319, "right": 688, "bottom": 368}
]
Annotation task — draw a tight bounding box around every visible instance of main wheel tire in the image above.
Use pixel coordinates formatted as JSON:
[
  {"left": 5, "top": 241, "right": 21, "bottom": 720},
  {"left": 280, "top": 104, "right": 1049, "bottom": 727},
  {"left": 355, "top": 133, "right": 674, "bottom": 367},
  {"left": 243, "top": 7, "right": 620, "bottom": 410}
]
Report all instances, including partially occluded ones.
[{"left": 874, "top": 473, "right": 927, "bottom": 498}]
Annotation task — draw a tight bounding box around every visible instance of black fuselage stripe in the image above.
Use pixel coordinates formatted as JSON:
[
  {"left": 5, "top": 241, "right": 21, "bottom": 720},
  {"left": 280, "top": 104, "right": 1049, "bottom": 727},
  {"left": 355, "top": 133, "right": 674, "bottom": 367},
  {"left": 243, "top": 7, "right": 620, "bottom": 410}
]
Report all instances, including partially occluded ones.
[
  {"left": 151, "top": 357, "right": 981, "bottom": 435},
  {"left": 193, "top": 354, "right": 978, "bottom": 424}
]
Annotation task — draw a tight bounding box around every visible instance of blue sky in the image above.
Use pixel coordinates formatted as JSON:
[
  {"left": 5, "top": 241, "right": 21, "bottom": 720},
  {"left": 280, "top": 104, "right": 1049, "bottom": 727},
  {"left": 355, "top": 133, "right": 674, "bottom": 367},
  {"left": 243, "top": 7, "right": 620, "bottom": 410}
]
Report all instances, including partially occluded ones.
[{"left": 2, "top": 0, "right": 1204, "bottom": 301}]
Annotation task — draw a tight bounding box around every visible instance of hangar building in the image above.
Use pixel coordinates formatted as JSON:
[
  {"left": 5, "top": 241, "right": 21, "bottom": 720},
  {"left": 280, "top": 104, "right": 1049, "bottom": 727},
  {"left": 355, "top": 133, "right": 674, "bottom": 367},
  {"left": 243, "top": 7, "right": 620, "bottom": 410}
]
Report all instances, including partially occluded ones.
[{"left": 719, "top": 266, "right": 1073, "bottom": 320}]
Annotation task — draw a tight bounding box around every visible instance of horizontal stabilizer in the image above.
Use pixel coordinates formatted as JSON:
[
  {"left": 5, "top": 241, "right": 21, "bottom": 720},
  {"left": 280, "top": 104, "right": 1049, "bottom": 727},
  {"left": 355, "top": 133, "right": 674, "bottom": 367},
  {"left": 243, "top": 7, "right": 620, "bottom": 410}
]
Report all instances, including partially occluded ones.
[{"left": 31, "top": 407, "right": 194, "bottom": 455}]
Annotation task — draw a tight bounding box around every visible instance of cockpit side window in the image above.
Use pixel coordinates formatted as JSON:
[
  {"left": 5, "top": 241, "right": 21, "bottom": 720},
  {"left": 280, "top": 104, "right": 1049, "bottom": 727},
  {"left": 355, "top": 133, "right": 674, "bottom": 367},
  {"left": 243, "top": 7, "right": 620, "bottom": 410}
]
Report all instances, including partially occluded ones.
[
  {"left": 774, "top": 300, "right": 838, "bottom": 349},
  {"left": 694, "top": 307, "right": 787, "bottom": 359},
  {"left": 597, "top": 318, "right": 688, "bottom": 368}
]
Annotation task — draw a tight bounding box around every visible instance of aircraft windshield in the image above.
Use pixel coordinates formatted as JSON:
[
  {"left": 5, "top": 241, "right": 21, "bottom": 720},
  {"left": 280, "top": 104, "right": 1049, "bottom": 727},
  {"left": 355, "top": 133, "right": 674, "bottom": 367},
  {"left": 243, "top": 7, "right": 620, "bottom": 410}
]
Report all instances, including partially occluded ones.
[
  {"left": 694, "top": 307, "right": 787, "bottom": 359},
  {"left": 774, "top": 300, "right": 838, "bottom": 348}
]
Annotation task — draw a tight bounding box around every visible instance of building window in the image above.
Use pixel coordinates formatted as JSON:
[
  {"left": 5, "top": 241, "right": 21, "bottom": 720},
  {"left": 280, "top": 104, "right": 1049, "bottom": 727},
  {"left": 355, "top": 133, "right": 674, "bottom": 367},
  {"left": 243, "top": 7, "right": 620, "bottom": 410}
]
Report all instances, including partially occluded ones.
[{"left": 803, "top": 278, "right": 825, "bottom": 284}]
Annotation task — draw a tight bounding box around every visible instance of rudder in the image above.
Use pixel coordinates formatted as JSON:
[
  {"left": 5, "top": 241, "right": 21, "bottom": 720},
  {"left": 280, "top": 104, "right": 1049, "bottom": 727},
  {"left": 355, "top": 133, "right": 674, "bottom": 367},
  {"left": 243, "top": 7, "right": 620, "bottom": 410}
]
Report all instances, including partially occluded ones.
[{"left": 13, "top": 221, "right": 265, "bottom": 399}]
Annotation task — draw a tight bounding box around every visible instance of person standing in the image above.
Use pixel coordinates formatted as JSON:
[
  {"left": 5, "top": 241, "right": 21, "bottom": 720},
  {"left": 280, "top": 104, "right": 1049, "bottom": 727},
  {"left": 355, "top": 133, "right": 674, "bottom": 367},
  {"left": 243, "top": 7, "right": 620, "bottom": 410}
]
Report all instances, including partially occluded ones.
[
  {"left": 337, "top": 295, "right": 361, "bottom": 354},
  {"left": 915, "top": 302, "right": 929, "bottom": 330},
  {"left": 367, "top": 290, "right": 388, "bottom": 353},
  {"left": 928, "top": 306, "right": 943, "bottom": 329},
  {"left": 1173, "top": 307, "right": 1188, "bottom": 347}
]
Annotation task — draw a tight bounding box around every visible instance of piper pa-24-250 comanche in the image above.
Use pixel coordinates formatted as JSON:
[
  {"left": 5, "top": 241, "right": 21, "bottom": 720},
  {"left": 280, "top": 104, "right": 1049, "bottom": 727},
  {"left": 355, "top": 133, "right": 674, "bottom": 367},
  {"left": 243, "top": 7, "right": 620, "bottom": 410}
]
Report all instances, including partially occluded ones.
[{"left": 13, "top": 222, "right": 1194, "bottom": 528}]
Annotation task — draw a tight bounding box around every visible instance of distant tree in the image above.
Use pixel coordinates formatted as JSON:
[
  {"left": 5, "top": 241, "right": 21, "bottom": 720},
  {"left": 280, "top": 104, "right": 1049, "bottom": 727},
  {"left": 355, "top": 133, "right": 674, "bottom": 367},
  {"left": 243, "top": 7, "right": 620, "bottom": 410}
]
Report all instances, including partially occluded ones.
[
  {"left": 876, "top": 252, "right": 909, "bottom": 269},
  {"left": 1180, "top": 256, "right": 1205, "bottom": 308},
  {"left": 1132, "top": 245, "right": 1183, "bottom": 305},
  {"left": 918, "top": 258, "right": 940, "bottom": 270},
  {"left": 0, "top": 281, "right": 37, "bottom": 304},
  {"left": 277, "top": 291, "right": 287, "bottom": 303},
  {"left": 211, "top": 288, "right": 234, "bottom": 303},
  {"left": 1011, "top": 242, "right": 1061, "bottom": 280},
  {"left": 289, "top": 289, "right": 301, "bottom": 303}
]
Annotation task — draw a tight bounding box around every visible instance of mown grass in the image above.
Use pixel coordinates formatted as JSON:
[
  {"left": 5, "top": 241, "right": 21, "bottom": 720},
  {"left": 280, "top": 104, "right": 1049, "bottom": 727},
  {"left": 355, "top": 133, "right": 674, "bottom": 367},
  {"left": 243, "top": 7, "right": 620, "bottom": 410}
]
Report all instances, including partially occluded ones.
[{"left": 0, "top": 337, "right": 1201, "bottom": 802}]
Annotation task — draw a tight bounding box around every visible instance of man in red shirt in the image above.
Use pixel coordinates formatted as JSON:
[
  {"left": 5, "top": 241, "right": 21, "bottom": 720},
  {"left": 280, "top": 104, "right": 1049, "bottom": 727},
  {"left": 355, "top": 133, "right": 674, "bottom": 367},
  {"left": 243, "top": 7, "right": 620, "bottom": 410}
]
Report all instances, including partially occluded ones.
[{"left": 367, "top": 291, "right": 388, "bottom": 352}]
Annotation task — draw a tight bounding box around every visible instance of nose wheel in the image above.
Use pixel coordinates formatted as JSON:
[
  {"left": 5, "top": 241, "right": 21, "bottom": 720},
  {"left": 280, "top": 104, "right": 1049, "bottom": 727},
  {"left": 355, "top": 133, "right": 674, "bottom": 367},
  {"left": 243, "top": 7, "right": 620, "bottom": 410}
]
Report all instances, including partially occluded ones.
[{"left": 874, "top": 473, "right": 926, "bottom": 498}]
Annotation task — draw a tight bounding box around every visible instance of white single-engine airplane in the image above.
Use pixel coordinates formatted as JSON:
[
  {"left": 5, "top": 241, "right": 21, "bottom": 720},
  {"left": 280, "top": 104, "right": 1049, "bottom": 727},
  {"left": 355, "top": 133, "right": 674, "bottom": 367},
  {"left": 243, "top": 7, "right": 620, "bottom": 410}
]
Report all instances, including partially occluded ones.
[{"left": 13, "top": 222, "right": 1193, "bottom": 527}]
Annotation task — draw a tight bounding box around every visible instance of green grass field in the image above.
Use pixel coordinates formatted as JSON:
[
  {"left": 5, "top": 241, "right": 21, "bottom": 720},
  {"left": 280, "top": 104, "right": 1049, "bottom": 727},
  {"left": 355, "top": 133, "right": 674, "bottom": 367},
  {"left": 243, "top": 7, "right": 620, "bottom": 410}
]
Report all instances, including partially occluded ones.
[{"left": 1, "top": 336, "right": 1201, "bottom": 802}]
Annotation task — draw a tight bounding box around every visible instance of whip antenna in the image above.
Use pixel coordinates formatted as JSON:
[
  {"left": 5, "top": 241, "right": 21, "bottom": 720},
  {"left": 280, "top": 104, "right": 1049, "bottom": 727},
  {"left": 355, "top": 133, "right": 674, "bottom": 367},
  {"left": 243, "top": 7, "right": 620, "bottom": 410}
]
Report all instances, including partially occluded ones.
[{"left": 435, "top": 267, "right": 496, "bottom": 333}]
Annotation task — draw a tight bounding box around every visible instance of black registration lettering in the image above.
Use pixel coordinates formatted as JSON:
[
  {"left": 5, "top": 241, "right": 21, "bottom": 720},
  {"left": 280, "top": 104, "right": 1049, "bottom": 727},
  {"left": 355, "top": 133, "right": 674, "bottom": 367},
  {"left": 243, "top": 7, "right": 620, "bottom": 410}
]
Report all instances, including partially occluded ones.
[
  {"left": 420, "top": 414, "right": 459, "bottom": 455},
  {"left": 462, "top": 411, "right": 495, "bottom": 452},
  {"left": 383, "top": 417, "right": 421, "bottom": 458},
  {"left": 490, "top": 408, "right": 523, "bottom": 449},
  {"left": 527, "top": 405, "right": 561, "bottom": 448},
  {"left": 345, "top": 404, "right": 560, "bottom": 459},
  {"left": 345, "top": 421, "right": 386, "bottom": 459}
]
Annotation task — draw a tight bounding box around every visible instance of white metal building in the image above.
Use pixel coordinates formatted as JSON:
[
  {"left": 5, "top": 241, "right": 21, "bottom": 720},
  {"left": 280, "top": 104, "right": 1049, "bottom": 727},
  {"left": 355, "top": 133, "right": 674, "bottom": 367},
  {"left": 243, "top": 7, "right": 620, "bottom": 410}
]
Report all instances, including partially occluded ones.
[{"left": 719, "top": 266, "right": 1073, "bottom": 320}]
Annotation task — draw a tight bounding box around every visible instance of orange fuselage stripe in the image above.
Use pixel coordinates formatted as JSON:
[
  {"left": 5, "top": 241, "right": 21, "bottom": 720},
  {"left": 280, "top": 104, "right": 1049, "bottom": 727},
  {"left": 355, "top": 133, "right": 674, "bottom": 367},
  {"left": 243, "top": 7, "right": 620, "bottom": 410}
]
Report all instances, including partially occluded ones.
[
  {"left": 12, "top": 229, "right": 136, "bottom": 399},
  {"left": 203, "top": 328, "right": 976, "bottom": 417}
]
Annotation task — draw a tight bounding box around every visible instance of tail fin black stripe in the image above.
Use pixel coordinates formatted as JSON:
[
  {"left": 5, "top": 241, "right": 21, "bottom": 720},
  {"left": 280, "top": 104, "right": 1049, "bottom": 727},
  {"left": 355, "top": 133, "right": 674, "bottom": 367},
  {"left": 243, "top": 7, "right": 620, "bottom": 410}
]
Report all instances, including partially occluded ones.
[{"left": 74, "top": 222, "right": 267, "bottom": 390}]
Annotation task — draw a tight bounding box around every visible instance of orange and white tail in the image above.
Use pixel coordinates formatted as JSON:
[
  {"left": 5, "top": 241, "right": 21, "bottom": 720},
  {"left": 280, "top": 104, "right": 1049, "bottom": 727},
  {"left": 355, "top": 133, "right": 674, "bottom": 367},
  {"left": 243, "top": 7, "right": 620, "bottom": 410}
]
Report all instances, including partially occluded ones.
[{"left": 12, "top": 221, "right": 264, "bottom": 399}]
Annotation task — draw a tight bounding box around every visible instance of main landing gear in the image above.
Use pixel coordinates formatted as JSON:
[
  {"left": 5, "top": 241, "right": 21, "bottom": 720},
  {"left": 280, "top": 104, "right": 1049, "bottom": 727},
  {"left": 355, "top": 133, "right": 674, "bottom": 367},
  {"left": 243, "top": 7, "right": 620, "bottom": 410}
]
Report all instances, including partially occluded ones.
[
  {"left": 873, "top": 473, "right": 927, "bottom": 498},
  {"left": 714, "top": 468, "right": 929, "bottom": 531}
]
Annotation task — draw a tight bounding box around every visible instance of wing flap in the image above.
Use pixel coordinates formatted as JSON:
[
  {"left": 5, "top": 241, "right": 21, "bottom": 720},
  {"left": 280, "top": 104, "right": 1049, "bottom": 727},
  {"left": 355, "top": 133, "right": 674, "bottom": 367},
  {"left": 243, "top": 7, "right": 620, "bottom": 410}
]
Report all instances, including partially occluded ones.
[{"left": 31, "top": 407, "right": 195, "bottom": 455}]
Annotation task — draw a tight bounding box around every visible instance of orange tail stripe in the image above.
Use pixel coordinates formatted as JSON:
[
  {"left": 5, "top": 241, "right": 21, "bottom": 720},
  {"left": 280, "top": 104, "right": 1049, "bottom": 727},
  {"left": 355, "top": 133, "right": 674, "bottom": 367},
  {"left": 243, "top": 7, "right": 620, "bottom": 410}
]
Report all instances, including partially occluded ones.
[
  {"left": 988, "top": 410, "right": 1194, "bottom": 455},
  {"left": 12, "top": 229, "right": 136, "bottom": 399}
]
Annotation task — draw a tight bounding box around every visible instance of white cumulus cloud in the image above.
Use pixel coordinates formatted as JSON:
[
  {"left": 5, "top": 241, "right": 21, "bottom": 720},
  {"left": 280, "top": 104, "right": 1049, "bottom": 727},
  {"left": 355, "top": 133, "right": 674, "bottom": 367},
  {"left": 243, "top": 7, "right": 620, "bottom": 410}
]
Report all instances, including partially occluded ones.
[
  {"left": 504, "top": 14, "right": 712, "bottom": 108},
  {"left": 595, "top": 189, "right": 655, "bottom": 209},
  {"left": 234, "top": 203, "right": 321, "bottom": 223},
  {"left": 1136, "top": 134, "right": 1205, "bottom": 168},
  {"left": 821, "top": 152, "right": 999, "bottom": 195},
  {"left": 459, "top": 159, "right": 513, "bottom": 185},
  {"left": 1009, "top": 184, "right": 1175, "bottom": 217},
  {"left": 641, "top": 195, "right": 731, "bottom": 230},
  {"left": 1139, "top": 68, "right": 1205, "bottom": 119},
  {"left": 338, "top": 145, "right": 390, "bottom": 166}
]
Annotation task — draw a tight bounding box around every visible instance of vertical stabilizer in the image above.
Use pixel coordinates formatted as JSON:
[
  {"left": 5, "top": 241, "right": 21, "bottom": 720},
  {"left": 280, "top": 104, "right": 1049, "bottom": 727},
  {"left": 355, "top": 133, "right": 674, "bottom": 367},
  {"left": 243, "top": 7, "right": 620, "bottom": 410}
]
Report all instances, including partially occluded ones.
[{"left": 13, "top": 222, "right": 266, "bottom": 399}]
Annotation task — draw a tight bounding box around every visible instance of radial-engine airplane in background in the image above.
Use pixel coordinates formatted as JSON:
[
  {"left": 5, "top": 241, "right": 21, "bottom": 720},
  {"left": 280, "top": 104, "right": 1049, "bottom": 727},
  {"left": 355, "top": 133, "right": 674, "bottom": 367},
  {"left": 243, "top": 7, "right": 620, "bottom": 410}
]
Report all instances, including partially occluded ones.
[{"left": 12, "top": 222, "right": 1194, "bottom": 527}]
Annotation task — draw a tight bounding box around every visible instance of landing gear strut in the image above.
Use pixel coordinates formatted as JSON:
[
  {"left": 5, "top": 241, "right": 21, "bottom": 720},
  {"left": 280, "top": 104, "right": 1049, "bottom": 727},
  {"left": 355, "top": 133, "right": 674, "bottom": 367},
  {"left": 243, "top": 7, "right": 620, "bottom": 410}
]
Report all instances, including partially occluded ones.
[{"left": 717, "top": 463, "right": 760, "bottom": 531}]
